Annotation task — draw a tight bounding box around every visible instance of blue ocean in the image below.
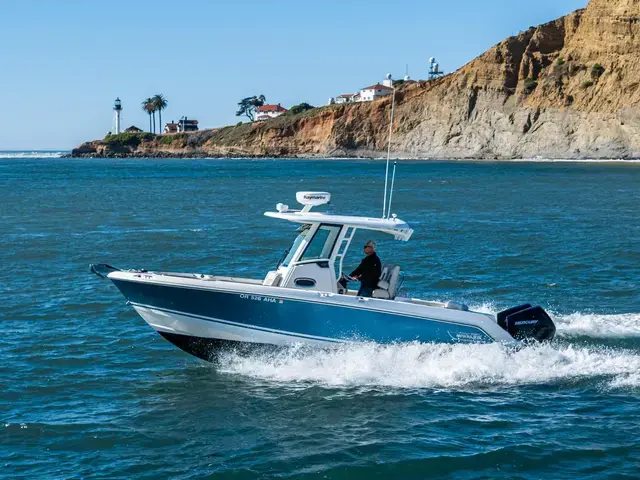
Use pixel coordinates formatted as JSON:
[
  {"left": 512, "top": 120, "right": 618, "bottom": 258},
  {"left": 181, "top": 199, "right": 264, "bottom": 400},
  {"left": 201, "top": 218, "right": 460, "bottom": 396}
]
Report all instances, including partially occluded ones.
[{"left": 1, "top": 154, "right": 639, "bottom": 479}]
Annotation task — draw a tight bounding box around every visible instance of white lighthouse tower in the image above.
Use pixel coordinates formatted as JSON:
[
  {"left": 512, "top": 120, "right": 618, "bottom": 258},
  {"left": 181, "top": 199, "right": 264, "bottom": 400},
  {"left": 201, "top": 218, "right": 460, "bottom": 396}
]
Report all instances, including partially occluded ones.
[{"left": 113, "top": 97, "right": 123, "bottom": 134}]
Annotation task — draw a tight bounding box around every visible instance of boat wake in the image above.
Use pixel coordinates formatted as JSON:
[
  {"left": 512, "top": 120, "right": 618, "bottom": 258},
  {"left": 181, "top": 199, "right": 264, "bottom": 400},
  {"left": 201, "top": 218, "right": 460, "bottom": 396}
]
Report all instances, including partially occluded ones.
[
  {"left": 216, "top": 341, "right": 640, "bottom": 391},
  {"left": 472, "top": 303, "right": 640, "bottom": 339},
  {"left": 215, "top": 310, "right": 640, "bottom": 391}
]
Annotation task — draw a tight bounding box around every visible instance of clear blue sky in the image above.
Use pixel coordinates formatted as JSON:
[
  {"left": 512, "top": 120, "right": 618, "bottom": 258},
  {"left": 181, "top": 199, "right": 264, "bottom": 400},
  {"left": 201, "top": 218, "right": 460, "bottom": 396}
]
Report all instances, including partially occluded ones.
[{"left": 0, "top": 0, "right": 587, "bottom": 150}]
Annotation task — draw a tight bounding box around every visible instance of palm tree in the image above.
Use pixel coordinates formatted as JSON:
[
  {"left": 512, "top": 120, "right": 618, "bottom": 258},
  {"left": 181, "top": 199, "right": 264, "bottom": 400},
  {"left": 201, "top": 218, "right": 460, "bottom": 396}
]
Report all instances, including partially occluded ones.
[
  {"left": 142, "top": 98, "right": 155, "bottom": 133},
  {"left": 152, "top": 94, "right": 168, "bottom": 134}
]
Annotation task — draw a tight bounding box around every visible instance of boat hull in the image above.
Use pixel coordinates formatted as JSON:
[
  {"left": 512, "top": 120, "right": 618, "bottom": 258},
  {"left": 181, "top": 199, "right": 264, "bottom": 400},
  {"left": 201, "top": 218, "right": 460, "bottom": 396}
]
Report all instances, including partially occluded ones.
[{"left": 108, "top": 273, "right": 516, "bottom": 361}]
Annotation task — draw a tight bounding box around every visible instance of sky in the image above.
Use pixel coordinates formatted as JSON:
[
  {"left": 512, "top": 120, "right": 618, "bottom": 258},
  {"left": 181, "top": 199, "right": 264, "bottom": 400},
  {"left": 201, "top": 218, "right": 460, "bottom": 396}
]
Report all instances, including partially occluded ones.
[{"left": 0, "top": 0, "right": 587, "bottom": 150}]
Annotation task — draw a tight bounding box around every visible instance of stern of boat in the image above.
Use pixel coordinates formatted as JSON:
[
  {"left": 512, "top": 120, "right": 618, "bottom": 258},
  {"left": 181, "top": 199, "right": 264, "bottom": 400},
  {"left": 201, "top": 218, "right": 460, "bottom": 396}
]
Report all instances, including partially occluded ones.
[{"left": 496, "top": 304, "right": 556, "bottom": 342}]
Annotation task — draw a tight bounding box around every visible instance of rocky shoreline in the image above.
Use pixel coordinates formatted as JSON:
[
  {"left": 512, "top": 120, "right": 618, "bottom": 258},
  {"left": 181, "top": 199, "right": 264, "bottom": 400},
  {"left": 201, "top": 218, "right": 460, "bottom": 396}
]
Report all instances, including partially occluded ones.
[{"left": 71, "top": 0, "right": 640, "bottom": 161}]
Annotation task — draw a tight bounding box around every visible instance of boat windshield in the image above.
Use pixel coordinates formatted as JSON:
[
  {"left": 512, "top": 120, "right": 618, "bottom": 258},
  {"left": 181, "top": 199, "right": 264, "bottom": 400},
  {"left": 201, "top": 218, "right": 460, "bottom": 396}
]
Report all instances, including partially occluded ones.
[{"left": 281, "top": 225, "right": 311, "bottom": 267}]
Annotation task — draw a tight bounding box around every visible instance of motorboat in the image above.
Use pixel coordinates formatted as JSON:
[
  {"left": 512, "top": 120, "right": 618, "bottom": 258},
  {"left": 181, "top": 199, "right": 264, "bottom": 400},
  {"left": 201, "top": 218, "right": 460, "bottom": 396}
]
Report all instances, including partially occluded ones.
[{"left": 91, "top": 191, "right": 556, "bottom": 362}]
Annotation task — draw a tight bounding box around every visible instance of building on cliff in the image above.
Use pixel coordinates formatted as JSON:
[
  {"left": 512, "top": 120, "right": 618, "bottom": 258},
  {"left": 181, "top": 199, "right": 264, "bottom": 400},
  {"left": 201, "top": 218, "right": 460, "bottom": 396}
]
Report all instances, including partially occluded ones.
[
  {"left": 163, "top": 117, "right": 199, "bottom": 134},
  {"left": 256, "top": 104, "right": 288, "bottom": 121},
  {"left": 358, "top": 83, "right": 393, "bottom": 102},
  {"left": 335, "top": 94, "right": 355, "bottom": 104},
  {"left": 164, "top": 122, "right": 179, "bottom": 134}
]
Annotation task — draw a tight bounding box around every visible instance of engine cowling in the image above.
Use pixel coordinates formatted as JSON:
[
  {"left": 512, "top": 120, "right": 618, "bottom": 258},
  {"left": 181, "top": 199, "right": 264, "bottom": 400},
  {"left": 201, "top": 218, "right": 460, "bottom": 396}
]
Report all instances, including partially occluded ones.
[{"left": 497, "top": 304, "right": 556, "bottom": 342}]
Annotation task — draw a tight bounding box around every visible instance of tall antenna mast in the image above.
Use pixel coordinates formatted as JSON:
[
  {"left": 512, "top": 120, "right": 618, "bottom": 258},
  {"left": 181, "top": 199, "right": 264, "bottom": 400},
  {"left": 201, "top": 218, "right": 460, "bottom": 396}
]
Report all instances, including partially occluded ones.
[{"left": 382, "top": 87, "right": 396, "bottom": 218}]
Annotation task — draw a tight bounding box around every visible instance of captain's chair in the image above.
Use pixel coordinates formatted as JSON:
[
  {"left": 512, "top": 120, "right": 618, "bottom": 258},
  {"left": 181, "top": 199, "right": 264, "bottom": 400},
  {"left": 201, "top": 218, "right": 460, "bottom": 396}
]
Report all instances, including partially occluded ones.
[{"left": 373, "top": 264, "right": 401, "bottom": 300}]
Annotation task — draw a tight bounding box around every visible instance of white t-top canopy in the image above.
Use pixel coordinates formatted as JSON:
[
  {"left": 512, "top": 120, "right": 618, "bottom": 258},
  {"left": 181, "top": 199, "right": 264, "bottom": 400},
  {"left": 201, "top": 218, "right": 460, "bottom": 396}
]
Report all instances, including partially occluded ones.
[{"left": 265, "top": 211, "right": 414, "bottom": 241}]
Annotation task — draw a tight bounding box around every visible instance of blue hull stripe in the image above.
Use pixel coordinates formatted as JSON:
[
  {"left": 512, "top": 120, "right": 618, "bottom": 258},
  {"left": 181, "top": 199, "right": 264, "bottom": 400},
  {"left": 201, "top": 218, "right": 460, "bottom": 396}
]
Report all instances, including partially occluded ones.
[
  {"left": 132, "top": 302, "right": 343, "bottom": 343},
  {"left": 112, "top": 279, "right": 494, "bottom": 344},
  {"left": 121, "top": 278, "right": 479, "bottom": 329}
]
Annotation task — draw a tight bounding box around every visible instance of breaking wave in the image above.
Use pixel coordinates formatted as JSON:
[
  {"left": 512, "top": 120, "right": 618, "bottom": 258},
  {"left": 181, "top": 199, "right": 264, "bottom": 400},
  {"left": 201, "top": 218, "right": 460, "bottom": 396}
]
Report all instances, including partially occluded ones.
[
  {"left": 0, "top": 151, "right": 66, "bottom": 159},
  {"left": 216, "top": 341, "right": 640, "bottom": 390}
]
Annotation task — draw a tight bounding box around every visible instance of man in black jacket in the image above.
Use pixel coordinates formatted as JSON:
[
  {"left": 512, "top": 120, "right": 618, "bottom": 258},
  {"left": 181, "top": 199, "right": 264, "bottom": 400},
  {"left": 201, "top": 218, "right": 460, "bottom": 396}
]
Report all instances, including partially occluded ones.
[{"left": 350, "top": 240, "right": 382, "bottom": 297}]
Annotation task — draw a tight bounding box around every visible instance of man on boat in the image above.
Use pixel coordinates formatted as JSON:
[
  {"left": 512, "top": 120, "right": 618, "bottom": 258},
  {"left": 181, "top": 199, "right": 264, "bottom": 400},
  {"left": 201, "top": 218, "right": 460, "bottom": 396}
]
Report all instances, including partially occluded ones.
[{"left": 350, "top": 240, "right": 382, "bottom": 297}]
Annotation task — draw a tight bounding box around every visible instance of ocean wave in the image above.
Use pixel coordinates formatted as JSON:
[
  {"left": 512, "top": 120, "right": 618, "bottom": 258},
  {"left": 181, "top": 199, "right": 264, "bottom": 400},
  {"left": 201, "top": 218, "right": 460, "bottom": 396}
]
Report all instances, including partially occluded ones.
[
  {"left": 0, "top": 151, "right": 66, "bottom": 159},
  {"left": 216, "top": 341, "right": 640, "bottom": 390}
]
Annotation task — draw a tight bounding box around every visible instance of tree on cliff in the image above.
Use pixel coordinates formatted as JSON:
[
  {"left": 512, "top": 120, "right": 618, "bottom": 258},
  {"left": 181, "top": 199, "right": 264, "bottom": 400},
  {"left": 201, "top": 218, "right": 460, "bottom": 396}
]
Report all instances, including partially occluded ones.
[
  {"left": 142, "top": 98, "right": 156, "bottom": 133},
  {"left": 288, "top": 103, "right": 315, "bottom": 115},
  {"left": 236, "top": 95, "right": 266, "bottom": 122},
  {"left": 152, "top": 94, "right": 168, "bottom": 133}
]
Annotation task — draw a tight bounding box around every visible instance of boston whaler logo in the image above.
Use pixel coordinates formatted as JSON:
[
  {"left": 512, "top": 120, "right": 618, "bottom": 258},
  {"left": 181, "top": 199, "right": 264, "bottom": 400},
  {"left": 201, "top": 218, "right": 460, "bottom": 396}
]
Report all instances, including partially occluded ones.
[{"left": 448, "top": 331, "right": 483, "bottom": 343}]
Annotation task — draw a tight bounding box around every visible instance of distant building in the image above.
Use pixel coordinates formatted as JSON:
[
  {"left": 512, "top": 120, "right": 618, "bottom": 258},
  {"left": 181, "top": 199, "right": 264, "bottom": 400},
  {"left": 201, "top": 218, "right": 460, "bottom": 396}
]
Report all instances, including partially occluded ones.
[
  {"left": 124, "top": 125, "right": 143, "bottom": 133},
  {"left": 335, "top": 94, "right": 355, "bottom": 104},
  {"left": 255, "top": 104, "right": 287, "bottom": 121},
  {"left": 164, "top": 121, "right": 179, "bottom": 134},
  {"left": 178, "top": 117, "right": 199, "bottom": 132},
  {"left": 399, "top": 74, "right": 417, "bottom": 86},
  {"left": 358, "top": 83, "right": 393, "bottom": 102},
  {"left": 428, "top": 57, "right": 445, "bottom": 80},
  {"left": 163, "top": 117, "right": 199, "bottom": 134}
]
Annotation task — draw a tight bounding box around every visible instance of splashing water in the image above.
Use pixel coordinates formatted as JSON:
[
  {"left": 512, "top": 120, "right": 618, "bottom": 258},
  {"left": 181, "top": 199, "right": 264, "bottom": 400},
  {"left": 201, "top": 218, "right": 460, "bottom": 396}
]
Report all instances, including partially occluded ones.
[
  {"left": 216, "top": 340, "right": 640, "bottom": 390},
  {"left": 214, "top": 307, "right": 640, "bottom": 391}
]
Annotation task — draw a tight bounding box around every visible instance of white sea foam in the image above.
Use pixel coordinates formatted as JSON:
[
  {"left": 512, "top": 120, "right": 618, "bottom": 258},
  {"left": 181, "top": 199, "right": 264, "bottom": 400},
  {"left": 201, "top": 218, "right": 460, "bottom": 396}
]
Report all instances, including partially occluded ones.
[
  {"left": 468, "top": 304, "right": 640, "bottom": 339},
  {"left": 217, "top": 306, "right": 640, "bottom": 390},
  {"left": 554, "top": 312, "right": 640, "bottom": 338},
  {"left": 0, "top": 151, "right": 66, "bottom": 159},
  {"left": 217, "top": 341, "right": 640, "bottom": 390}
]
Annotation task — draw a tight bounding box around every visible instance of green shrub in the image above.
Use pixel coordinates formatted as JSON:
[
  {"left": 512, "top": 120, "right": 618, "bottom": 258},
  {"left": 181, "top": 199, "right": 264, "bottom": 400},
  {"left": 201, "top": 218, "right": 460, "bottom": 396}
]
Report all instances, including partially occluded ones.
[
  {"left": 159, "top": 134, "right": 187, "bottom": 146},
  {"left": 591, "top": 63, "right": 605, "bottom": 79},
  {"left": 582, "top": 80, "right": 594, "bottom": 89},
  {"left": 103, "top": 132, "right": 155, "bottom": 148},
  {"left": 288, "top": 103, "right": 315, "bottom": 115},
  {"left": 556, "top": 57, "right": 565, "bottom": 66}
]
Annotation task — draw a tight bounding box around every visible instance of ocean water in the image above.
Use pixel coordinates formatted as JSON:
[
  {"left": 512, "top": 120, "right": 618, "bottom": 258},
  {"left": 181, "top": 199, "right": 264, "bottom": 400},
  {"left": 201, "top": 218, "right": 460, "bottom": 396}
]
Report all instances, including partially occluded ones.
[{"left": 1, "top": 156, "right": 639, "bottom": 479}]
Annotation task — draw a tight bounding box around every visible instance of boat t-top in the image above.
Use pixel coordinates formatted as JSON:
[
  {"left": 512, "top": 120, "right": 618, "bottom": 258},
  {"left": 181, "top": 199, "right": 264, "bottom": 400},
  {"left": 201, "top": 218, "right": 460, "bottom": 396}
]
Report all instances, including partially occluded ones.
[{"left": 91, "top": 191, "right": 556, "bottom": 361}]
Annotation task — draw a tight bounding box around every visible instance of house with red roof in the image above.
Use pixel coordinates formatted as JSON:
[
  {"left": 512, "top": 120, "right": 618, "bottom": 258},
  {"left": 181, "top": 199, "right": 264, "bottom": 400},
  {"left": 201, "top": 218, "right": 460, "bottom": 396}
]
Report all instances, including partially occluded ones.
[
  {"left": 256, "top": 104, "right": 288, "bottom": 121},
  {"left": 358, "top": 83, "right": 393, "bottom": 102}
]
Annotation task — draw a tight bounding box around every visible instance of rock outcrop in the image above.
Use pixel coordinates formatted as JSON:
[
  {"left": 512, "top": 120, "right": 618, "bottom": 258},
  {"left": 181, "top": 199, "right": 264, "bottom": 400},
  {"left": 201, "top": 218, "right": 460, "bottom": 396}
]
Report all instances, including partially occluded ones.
[{"left": 73, "top": 0, "right": 640, "bottom": 160}]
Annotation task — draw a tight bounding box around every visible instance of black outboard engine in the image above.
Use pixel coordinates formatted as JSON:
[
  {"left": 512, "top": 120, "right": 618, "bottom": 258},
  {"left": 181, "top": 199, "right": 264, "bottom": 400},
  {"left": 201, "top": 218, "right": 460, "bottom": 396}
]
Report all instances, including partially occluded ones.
[{"left": 497, "top": 304, "right": 556, "bottom": 342}]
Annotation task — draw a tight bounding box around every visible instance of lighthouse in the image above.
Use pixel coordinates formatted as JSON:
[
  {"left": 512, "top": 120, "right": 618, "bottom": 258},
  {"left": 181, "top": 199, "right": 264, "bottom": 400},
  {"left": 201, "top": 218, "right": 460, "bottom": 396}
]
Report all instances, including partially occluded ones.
[{"left": 113, "top": 97, "right": 122, "bottom": 134}]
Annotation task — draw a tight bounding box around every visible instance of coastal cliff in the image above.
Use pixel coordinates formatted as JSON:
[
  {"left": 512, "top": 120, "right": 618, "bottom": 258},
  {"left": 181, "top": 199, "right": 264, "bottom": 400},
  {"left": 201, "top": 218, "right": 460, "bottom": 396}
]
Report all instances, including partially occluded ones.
[{"left": 73, "top": 0, "right": 640, "bottom": 160}]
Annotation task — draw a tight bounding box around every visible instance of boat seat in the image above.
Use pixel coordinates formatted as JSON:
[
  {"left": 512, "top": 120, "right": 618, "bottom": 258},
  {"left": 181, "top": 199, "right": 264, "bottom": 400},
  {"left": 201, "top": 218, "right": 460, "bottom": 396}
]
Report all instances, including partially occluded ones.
[
  {"left": 263, "top": 271, "right": 282, "bottom": 287},
  {"left": 373, "top": 264, "right": 401, "bottom": 300}
]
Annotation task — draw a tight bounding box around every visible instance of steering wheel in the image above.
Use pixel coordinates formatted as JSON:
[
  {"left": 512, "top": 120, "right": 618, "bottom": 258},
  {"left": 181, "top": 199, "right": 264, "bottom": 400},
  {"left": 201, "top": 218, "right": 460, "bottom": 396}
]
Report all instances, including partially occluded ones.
[{"left": 340, "top": 272, "right": 356, "bottom": 283}]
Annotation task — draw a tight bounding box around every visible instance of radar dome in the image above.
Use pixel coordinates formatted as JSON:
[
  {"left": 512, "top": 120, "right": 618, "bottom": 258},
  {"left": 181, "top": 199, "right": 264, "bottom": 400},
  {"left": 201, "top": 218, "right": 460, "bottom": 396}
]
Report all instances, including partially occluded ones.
[{"left": 386, "top": 73, "right": 392, "bottom": 79}]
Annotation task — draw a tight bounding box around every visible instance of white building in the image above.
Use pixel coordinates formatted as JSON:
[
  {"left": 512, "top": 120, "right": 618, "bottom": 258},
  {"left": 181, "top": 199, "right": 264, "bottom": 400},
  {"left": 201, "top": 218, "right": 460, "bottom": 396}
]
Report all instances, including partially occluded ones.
[
  {"left": 255, "top": 104, "right": 287, "bottom": 121},
  {"left": 358, "top": 83, "right": 393, "bottom": 102},
  {"left": 335, "top": 94, "right": 355, "bottom": 104}
]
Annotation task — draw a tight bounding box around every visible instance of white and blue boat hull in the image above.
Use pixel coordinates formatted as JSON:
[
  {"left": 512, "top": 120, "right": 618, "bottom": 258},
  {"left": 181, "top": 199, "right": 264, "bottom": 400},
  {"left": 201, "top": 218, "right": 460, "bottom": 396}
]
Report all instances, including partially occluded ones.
[{"left": 102, "top": 270, "right": 548, "bottom": 361}]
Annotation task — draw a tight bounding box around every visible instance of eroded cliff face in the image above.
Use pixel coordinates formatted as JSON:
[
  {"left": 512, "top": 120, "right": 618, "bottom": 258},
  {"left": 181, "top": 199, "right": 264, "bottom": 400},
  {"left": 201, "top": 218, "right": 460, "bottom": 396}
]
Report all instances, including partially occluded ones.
[{"left": 74, "top": 0, "right": 640, "bottom": 159}]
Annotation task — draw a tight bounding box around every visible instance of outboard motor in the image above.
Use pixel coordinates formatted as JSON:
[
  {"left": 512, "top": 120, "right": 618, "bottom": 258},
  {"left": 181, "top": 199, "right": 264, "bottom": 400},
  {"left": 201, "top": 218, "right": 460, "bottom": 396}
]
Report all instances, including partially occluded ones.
[{"left": 497, "top": 304, "right": 556, "bottom": 342}]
